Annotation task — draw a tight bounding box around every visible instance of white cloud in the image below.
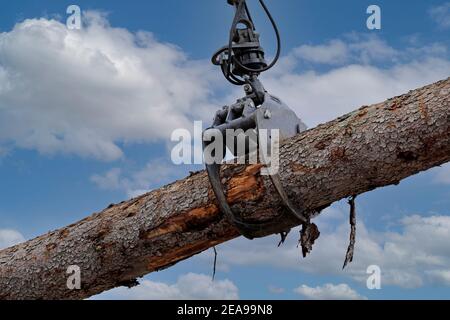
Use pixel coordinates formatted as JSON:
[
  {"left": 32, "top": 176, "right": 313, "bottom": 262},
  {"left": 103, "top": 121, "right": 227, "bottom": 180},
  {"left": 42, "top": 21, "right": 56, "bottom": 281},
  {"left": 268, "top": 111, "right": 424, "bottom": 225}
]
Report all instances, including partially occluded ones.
[
  {"left": 95, "top": 273, "right": 239, "bottom": 300},
  {"left": 0, "top": 229, "right": 25, "bottom": 249},
  {"left": 91, "top": 160, "right": 184, "bottom": 197},
  {"left": 293, "top": 39, "right": 350, "bottom": 65},
  {"left": 433, "top": 163, "right": 450, "bottom": 185},
  {"left": 91, "top": 167, "right": 122, "bottom": 190},
  {"left": 426, "top": 269, "right": 450, "bottom": 286},
  {"left": 0, "top": 17, "right": 448, "bottom": 161},
  {"left": 429, "top": 3, "right": 450, "bottom": 29},
  {"left": 264, "top": 60, "right": 450, "bottom": 127},
  {"left": 263, "top": 35, "right": 450, "bottom": 127},
  {"left": 294, "top": 283, "right": 367, "bottom": 300},
  {"left": 0, "top": 13, "right": 217, "bottom": 161},
  {"left": 293, "top": 35, "right": 398, "bottom": 66},
  {"left": 213, "top": 207, "right": 450, "bottom": 289}
]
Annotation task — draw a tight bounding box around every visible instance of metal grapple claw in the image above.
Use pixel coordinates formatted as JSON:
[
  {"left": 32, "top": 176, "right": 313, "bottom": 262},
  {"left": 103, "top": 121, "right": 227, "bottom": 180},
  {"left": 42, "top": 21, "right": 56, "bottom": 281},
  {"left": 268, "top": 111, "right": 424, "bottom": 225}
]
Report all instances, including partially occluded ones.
[
  {"left": 203, "top": 87, "right": 308, "bottom": 239},
  {"left": 204, "top": 0, "right": 309, "bottom": 239}
]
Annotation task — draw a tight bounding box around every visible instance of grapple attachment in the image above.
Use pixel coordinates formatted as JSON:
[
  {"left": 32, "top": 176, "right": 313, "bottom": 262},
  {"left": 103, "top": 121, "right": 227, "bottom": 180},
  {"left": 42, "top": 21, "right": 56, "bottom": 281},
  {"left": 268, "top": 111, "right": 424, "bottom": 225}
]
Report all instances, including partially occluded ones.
[{"left": 203, "top": 89, "right": 308, "bottom": 239}]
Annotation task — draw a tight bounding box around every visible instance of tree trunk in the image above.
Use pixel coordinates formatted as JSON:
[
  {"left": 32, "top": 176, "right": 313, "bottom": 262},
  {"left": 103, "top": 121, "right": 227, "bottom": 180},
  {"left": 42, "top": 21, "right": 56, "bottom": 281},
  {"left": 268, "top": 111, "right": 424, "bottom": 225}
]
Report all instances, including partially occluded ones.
[{"left": 1, "top": 78, "right": 449, "bottom": 300}]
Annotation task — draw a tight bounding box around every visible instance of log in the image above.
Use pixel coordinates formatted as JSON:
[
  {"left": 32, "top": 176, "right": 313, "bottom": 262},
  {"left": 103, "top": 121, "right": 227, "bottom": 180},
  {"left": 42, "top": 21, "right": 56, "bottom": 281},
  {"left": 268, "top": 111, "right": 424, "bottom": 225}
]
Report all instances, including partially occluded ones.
[{"left": 0, "top": 78, "right": 449, "bottom": 300}]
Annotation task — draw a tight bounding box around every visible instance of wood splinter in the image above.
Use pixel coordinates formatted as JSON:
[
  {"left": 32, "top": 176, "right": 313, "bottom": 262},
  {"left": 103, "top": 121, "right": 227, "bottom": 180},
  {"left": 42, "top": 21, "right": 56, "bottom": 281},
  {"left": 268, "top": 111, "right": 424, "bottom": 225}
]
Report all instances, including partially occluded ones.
[{"left": 343, "top": 195, "right": 357, "bottom": 269}]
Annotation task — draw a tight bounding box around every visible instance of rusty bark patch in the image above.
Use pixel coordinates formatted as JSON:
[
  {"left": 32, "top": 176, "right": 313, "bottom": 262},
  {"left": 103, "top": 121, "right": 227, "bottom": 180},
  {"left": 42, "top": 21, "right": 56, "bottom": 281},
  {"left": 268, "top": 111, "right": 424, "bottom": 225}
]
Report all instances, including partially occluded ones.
[
  {"left": 419, "top": 98, "right": 430, "bottom": 121},
  {"left": 146, "top": 237, "right": 235, "bottom": 272},
  {"left": 58, "top": 229, "right": 70, "bottom": 239},
  {"left": 314, "top": 135, "right": 334, "bottom": 150},
  {"left": 143, "top": 205, "right": 220, "bottom": 240},
  {"left": 227, "top": 164, "right": 265, "bottom": 203},
  {"left": 387, "top": 99, "right": 403, "bottom": 112},
  {"left": 330, "top": 146, "right": 347, "bottom": 162},
  {"left": 357, "top": 108, "right": 369, "bottom": 118}
]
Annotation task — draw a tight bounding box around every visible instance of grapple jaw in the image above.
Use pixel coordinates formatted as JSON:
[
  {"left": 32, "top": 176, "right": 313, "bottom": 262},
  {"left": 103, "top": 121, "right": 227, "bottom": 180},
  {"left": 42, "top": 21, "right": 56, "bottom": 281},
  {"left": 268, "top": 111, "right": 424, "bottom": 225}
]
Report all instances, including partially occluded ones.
[{"left": 203, "top": 90, "right": 308, "bottom": 239}]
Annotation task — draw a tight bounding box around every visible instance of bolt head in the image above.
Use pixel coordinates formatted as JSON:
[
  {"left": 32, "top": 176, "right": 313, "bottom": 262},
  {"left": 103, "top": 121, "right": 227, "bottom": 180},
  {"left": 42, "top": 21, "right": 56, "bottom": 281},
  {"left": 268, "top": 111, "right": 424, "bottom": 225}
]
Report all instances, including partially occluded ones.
[{"left": 264, "top": 110, "right": 272, "bottom": 119}]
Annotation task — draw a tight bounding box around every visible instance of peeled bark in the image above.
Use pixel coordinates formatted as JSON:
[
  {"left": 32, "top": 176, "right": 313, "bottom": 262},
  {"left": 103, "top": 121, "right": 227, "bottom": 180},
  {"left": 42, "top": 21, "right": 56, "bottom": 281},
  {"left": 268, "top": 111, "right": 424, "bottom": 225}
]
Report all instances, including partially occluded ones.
[{"left": 0, "top": 78, "right": 449, "bottom": 300}]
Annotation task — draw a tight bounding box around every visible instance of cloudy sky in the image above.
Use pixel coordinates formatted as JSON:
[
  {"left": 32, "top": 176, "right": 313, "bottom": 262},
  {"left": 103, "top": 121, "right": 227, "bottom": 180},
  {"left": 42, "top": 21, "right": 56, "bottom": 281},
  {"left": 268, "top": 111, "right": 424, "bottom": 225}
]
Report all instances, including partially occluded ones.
[{"left": 0, "top": 0, "right": 449, "bottom": 300}]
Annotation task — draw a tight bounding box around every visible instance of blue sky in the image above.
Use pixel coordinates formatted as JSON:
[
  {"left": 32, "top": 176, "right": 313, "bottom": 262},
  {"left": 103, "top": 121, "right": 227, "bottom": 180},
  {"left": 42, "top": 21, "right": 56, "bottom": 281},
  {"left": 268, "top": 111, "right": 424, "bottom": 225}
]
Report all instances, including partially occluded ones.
[{"left": 0, "top": 0, "right": 449, "bottom": 300}]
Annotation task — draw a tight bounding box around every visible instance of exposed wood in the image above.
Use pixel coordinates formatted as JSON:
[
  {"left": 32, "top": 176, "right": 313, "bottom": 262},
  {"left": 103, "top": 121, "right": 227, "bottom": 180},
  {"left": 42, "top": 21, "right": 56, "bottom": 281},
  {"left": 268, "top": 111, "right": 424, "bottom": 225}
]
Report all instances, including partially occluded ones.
[{"left": 0, "top": 77, "right": 449, "bottom": 300}]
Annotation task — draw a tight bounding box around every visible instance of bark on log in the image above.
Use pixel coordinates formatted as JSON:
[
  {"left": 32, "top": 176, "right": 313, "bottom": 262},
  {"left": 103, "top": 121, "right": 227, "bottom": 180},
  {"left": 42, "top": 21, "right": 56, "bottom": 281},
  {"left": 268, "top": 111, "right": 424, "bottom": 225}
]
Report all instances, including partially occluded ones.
[{"left": 0, "top": 78, "right": 449, "bottom": 300}]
